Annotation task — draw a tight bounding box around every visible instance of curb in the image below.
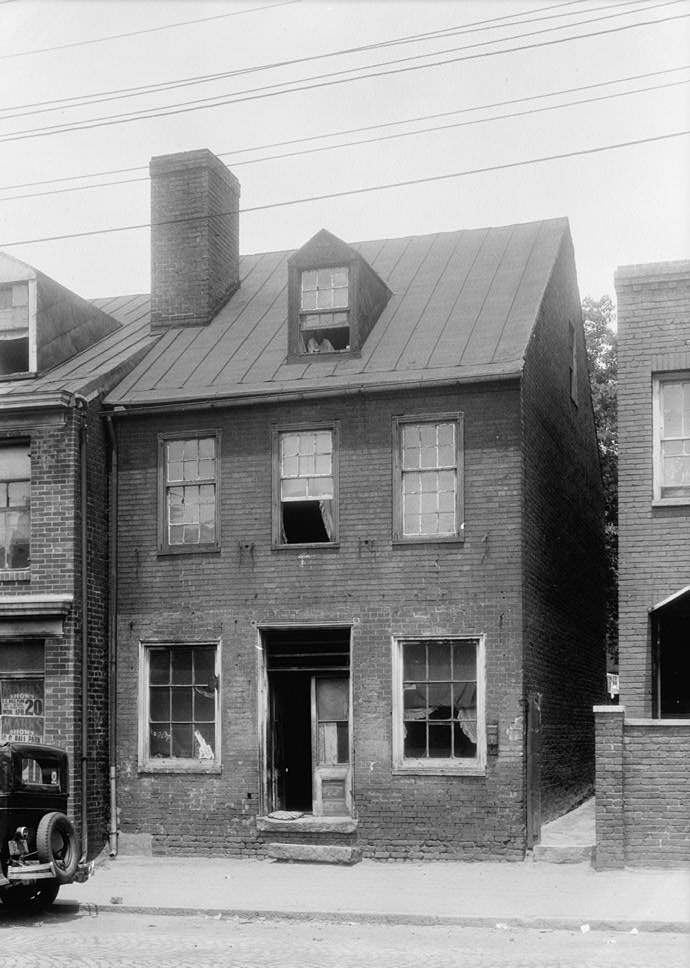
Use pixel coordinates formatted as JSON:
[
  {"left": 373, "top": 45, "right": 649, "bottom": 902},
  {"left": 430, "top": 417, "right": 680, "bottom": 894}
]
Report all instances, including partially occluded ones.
[{"left": 51, "top": 901, "right": 690, "bottom": 934}]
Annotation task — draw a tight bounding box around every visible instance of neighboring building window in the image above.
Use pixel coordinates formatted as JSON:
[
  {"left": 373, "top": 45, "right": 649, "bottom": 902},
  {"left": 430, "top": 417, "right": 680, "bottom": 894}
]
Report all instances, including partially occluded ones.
[
  {"left": 654, "top": 376, "right": 690, "bottom": 502},
  {"left": 392, "top": 637, "right": 485, "bottom": 773},
  {"left": 0, "top": 443, "right": 30, "bottom": 570},
  {"left": 299, "top": 267, "right": 350, "bottom": 354},
  {"left": 140, "top": 642, "right": 220, "bottom": 770},
  {"left": 393, "top": 415, "right": 463, "bottom": 541},
  {"left": 0, "top": 283, "right": 30, "bottom": 376},
  {"left": 274, "top": 427, "right": 337, "bottom": 545},
  {"left": 159, "top": 434, "right": 220, "bottom": 552},
  {"left": 568, "top": 321, "right": 578, "bottom": 404},
  {"left": 0, "top": 641, "right": 44, "bottom": 744}
]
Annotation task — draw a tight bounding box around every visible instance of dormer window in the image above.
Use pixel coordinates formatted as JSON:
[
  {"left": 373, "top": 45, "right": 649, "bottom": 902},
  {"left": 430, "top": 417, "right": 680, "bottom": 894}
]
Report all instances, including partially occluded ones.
[
  {"left": 299, "top": 267, "right": 350, "bottom": 354},
  {"left": 287, "top": 230, "right": 391, "bottom": 362},
  {"left": 0, "top": 283, "right": 30, "bottom": 376}
]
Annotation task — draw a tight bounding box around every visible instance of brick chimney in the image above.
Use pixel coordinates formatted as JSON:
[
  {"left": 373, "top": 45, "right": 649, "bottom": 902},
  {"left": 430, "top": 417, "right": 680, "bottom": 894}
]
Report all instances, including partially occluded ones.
[{"left": 150, "top": 149, "right": 240, "bottom": 329}]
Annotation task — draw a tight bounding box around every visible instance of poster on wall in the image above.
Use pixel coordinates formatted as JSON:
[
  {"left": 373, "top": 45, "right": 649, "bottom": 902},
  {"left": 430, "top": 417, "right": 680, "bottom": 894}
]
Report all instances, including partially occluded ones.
[{"left": 0, "top": 678, "right": 44, "bottom": 743}]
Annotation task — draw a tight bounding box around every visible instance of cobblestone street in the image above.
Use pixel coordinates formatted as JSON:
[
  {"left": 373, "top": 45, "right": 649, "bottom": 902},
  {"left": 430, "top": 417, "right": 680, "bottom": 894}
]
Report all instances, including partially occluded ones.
[{"left": 0, "top": 911, "right": 687, "bottom": 968}]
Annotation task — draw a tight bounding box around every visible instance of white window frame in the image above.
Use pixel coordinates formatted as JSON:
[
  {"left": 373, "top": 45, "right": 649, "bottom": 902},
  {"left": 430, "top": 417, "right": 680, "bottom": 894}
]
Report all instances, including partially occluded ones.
[
  {"left": 272, "top": 422, "right": 339, "bottom": 548},
  {"left": 138, "top": 639, "right": 222, "bottom": 774},
  {"left": 653, "top": 373, "right": 690, "bottom": 505},
  {"left": 391, "top": 634, "right": 486, "bottom": 776}
]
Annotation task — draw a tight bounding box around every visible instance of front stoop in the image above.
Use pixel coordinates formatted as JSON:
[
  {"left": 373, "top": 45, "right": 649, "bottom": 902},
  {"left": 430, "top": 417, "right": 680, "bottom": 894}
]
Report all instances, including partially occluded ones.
[
  {"left": 267, "top": 843, "right": 362, "bottom": 865},
  {"left": 532, "top": 843, "right": 594, "bottom": 864}
]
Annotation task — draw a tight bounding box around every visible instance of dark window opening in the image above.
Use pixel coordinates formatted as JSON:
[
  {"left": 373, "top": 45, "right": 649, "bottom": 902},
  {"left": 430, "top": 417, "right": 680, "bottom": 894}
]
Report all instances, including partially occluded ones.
[
  {"left": 655, "top": 611, "right": 690, "bottom": 718},
  {"left": 281, "top": 500, "right": 332, "bottom": 543},
  {"left": 0, "top": 337, "right": 29, "bottom": 376}
]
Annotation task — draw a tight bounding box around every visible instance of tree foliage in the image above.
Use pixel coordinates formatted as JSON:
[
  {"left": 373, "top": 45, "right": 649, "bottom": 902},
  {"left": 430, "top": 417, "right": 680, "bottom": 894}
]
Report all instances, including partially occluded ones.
[{"left": 582, "top": 295, "right": 618, "bottom": 669}]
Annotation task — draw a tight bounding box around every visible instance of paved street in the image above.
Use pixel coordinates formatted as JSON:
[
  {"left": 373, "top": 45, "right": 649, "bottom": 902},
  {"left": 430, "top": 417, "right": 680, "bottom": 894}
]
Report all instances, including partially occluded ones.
[{"left": 0, "top": 910, "right": 687, "bottom": 968}]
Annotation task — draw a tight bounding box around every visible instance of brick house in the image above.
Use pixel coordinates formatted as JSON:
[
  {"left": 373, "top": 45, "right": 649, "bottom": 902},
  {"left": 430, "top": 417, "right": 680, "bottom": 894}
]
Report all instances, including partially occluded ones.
[
  {"left": 0, "top": 251, "right": 153, "bottom": 856},
  {"left": 594, "top": 261, "right": 690, "bottom": 869},
  {"left": 103, "top": 149, "right": 606, "bottom": 860}
]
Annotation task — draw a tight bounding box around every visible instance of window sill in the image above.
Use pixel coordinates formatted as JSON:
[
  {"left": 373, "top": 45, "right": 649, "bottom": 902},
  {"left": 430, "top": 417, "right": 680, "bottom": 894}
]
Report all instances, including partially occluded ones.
[
  {"left": 392, "top": 534, "right": 465, "bottom": 546},
  {"left": 156, "top": 544, "right": 221, "bottom": 557},
  {"left": 272, "top": 542, "right": 340, "bottom": 552},
  {"left": 256, "top": 815, "right": 357, "bottom": 834},
  {"left": 0, "top": 371, "right": 37, "bottom": 381},
  {"left": 138, "top": 760, "right": 221, "bottom": 775},
  {"left": 392, "top": 762, "right": 485, "bottom": 777},
  {"left": 0, "top": 569, "right": 30, "bottom": 583},
  {"left": 652, "top": 498, "right": 690, "bottom": 508}
]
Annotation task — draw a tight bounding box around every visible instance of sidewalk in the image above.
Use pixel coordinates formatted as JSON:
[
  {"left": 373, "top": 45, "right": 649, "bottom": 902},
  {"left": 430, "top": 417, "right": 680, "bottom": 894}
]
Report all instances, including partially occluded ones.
[{"left": 58, "top": 854, "right": 690, "bottom": 933}]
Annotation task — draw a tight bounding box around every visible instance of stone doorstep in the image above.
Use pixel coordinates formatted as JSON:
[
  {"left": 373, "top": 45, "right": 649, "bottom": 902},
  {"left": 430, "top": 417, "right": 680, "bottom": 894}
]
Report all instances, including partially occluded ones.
[
  {"left": 266, "top": 842, "right": 362, "bottom": 865},
  {"left": 532, "top": 843, "right": 595, "bottom": 864}
]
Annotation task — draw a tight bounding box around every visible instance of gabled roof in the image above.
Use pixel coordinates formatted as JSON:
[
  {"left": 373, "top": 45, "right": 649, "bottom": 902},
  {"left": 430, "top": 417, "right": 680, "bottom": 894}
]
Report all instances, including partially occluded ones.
[
  {"left": 103, "top": 217, "right": 570, "bottom": 409},
  {"left": 0, "top": 292, "right": 154, "bottom": 402}
]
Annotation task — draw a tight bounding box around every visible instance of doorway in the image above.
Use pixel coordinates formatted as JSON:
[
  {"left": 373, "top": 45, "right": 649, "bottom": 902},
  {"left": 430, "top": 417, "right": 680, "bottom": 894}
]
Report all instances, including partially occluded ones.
[{"left": 263, "top": 627, "right": 351, "bottom": 816}]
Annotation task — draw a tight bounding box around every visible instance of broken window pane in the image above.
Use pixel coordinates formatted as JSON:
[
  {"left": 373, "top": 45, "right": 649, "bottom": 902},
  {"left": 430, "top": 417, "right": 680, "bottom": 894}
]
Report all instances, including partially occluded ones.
[
  {"left": 317, "top": 679, "right": 348, "bottom": 721},
  {"left": 401, "top": 639, "right": 479, "bottom": 761},
  {"left": 146, "top": 645, "right": 217, "bottom": 762}
]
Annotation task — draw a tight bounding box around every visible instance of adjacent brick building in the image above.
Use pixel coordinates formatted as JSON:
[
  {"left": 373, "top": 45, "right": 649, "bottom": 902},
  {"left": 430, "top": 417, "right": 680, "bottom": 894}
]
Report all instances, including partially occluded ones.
[
  {"left": 0, "top": 251, "right": 153, "bottom": 857},
  {"left": 103, "top": 148, "right": 606, "bottom": 860},
  {"left": 594, "top": 261, "right": 690, "bottom": 868}
]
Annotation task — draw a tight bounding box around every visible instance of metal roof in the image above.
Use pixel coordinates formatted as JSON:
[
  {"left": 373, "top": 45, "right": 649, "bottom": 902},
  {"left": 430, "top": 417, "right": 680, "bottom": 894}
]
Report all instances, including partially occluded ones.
[
  {"left": 0, "top": 293, "right": 153, "bottom": 402},
  {"left": 100, "top": 217, "right": 570, "bottom": 408}
]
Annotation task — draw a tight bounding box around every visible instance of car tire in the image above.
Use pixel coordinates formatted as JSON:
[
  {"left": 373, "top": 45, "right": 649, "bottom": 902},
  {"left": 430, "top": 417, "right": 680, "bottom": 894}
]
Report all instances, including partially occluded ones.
[
  {"left": 0, "top": 881, "right": 60, "bottom": 912},
  {"left": 36, "top": 812, "right": 79, "bottom": 884}
]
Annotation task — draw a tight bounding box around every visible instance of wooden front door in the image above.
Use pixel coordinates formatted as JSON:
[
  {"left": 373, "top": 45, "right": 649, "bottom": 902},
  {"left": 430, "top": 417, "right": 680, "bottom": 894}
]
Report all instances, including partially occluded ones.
[{"left": 311, "top": 676, "right": 351, "bottom": 816}]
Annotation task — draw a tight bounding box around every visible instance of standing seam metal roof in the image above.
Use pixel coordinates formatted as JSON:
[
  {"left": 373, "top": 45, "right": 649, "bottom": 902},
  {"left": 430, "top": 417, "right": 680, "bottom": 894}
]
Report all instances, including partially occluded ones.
[{"left": 103, "top": 218, "right": 569, "bottom": 407}]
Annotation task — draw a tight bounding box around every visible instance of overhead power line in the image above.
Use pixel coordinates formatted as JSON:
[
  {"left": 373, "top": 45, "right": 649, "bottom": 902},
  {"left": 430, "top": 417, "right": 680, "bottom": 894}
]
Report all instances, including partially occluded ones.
[
  {"left": 2, "top": 72, "right": 689, "bottom": 203},
  {"left": 2, "top": 128, "right": 688, "bottom": 249},
  {"left": 0, "top": 1, "right": 300, "bottom": 60},
  {"left": 1, "top": 60, "right": 687, "bottom": 195},
  {"left": 0, "top": 2, "right": 685, "bottom": 145},
  {"left": 0, "top": 0, "right": 644, "bottom": 119}
]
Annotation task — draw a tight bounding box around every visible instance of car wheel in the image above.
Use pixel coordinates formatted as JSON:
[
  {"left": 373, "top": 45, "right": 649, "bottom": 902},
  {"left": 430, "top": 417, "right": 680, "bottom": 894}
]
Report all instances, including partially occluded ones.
[
  {"left": 0, "top": 881, "right": 60, "bottom": 911},
  {"left": 36, "top": 812, "right": 79, "bottom": 884}
]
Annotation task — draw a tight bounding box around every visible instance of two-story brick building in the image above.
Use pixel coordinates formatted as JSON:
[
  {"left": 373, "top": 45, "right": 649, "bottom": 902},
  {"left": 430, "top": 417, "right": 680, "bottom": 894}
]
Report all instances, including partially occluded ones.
[
  {"left": 0, "top": 251, "right": 153, "bottom": 856},
  {"left": 103, "top": 149, "right": 606, "bottom": 861},
  {"left": 594, "top": 261, "right": 690, "bottom": 869}
]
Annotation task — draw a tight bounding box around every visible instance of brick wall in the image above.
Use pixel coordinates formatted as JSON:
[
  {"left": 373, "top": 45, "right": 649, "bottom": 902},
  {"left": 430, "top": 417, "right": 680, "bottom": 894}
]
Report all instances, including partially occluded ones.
[
  {"left": 616, "top": 262, "right": 690, "bottom": 715},
  {"left": 0, "top": 402, "right": 110, "bottom": 858},
  {"left": 595, "top": 707, "right": 690, "bottom": 867},
  {"left": 114, "top": 383, "right": 528, "bottom": 859},
  {"left": 521, "top": 231, "right": 607, "bottom": 823},
  {"left": 150, "top": 150, "right": 240, "bottom": 329}
]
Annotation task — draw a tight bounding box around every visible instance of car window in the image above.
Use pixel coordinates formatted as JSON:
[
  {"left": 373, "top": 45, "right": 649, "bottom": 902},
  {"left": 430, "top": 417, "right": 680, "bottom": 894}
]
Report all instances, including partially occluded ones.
[{"left": 20, "top": 756, "right": 60, "bottom": 789}]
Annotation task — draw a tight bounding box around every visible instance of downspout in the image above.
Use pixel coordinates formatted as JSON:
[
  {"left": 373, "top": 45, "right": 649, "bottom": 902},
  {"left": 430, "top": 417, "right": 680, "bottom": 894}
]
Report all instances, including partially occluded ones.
[
  {"left": 105, "top": 415, "right": 119, "bottom": 856},
  {"left": 75, "top": 395, "right": 89, "bottom": 864}
]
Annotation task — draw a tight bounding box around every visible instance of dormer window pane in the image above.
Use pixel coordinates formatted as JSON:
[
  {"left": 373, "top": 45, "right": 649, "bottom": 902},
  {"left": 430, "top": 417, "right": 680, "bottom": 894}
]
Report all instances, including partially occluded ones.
[
  {"left": 0, "top": 283, "right": 30, "bottom": 376},
  {"left": 300, "top": 267, "right": 349, "bottom": 313}
]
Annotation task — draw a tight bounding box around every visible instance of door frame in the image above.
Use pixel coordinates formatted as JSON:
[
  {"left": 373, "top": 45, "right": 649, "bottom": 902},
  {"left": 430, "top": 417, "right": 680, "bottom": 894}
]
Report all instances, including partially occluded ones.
[{"left": 257, "top": 624, "right": 353, "bottom": 817}]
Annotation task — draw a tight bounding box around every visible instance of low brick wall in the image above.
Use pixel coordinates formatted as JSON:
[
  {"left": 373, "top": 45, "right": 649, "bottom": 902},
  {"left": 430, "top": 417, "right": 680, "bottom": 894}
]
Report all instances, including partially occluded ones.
[{"left": 594, "top": 706, "right": 690, "bottom": 868}]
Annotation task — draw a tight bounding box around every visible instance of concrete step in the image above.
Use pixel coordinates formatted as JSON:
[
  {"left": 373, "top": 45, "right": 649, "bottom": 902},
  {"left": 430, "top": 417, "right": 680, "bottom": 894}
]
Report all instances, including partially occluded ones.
[
  {"left": 267, "top": 842, "right": 362, "bottom": 865},
  {"left": 533, "top": 843, "right": 594, "bottom": 864}
]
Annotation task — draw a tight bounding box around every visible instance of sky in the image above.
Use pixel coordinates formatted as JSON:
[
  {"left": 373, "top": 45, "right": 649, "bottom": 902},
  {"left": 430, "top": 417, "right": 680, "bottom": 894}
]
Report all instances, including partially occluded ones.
[{"left": 0, "top": 0, "right": 689, "bottom": 304}]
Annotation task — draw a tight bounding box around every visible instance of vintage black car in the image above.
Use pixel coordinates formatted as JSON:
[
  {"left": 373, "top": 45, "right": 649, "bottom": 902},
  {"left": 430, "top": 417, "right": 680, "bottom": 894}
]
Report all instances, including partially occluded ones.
[{"left": 0, "top": 742, "right": 87, "bottom": 910}]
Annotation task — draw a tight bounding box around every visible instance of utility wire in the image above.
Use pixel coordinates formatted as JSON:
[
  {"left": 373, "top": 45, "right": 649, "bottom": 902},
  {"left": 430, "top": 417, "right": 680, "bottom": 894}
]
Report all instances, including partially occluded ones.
[
  {"left": 0, "top": 0, "right": 643, "bottom": 119},
  {"left": 2, "top": 128, "right": 688, "bottom": 249},
  {"left": 0, "top": 2, "right": 685, "bottom": 144},
  {"left": 0, "top": 1, "right": 300, "bottom": 60},
  {"left": 2, "top": 73, "right": 688, "bottom": 203},
  {"left": 1, "top": 60, "right": 687, "bottom": 194}
]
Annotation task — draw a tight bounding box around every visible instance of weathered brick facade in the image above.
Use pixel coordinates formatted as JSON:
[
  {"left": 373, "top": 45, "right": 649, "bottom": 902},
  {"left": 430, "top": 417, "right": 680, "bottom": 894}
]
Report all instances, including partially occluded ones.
[{"left": 595, "top": 261, "right": 690, "bottom": 869}]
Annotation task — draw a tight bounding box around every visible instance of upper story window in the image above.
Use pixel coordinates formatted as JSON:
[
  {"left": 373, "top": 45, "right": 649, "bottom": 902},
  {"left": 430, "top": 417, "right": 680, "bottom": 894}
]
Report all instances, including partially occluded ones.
[
  {"left": 393, "top": 414, "right": 464, "bottom": 542},
  {"left": 273, "top": 426, "right": 338, "bottom": 546},
  {"left": 0, "top": 283, "right": 30, "bottom": 376},
  {"left": 653, "top": 376, "right": 690, "bottom": 503},
  {"left": 0, "top": 444, "right": 30, "bottom": 571},
  {"left": 158, "top": 434, "right": 220, "bottom": 553},
  {"left": 299, "top": 267, "right": 350, "bottom": 354}
]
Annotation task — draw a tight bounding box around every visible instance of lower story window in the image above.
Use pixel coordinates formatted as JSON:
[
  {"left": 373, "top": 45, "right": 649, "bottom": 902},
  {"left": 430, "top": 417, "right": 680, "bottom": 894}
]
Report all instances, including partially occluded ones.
[
  {"left": 140, "top": 641, "right": 220, "bottom": 771},
  {"left": 392, "top": 636, "right": 485, "bottom": 773},
  {"left": 0, "top": 641, "right": 44, "bottom": 744}
]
